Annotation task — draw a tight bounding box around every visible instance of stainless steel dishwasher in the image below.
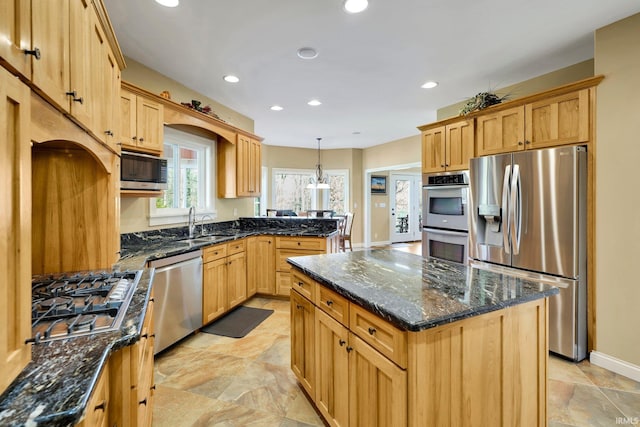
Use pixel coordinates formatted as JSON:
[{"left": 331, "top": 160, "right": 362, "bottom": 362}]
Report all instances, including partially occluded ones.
[{"left": 149, "top": 250, "right": 203, "bottom": 354}]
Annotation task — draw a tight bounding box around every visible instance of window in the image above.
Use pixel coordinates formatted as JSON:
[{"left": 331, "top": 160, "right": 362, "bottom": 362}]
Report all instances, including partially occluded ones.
[
  {"left": 271, "top": 168, "right": 349, "bottom": 215},
  {"left": 149, "top": 127, "right": 214, "bottom": 226}
]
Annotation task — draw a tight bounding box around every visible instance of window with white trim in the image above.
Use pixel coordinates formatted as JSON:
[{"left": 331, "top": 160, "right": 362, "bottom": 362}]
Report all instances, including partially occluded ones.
[
  {"left": 324, "top": 169, "right": 349, "bottom": 214},
  {"left": 271, "top": 168, "right": 349, "bottom": 215},
  {"left": 149, "top": 127, "right": 215, "bottom": 226}
]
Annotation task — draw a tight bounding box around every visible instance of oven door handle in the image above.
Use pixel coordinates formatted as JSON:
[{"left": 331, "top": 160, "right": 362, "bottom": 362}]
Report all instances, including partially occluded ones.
[
  {"left": 423, "top": 184, "right": 468, "bottom": 191},
  {"left": 502, "top": 164, "right": 511, "bottom": 254},
  {"left": 423, "top": 228, "right": 468, "bottom": 237}
]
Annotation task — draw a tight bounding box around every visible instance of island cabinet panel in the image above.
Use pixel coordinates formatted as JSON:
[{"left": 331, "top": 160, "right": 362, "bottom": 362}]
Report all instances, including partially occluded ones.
[
  {"left": 247, "top": 235, "right": 275, "bottom": 295},
  {"left": 525, "top": 88, "right": 590, "bottom": 150},
  {"left": 349, "top": 334, "right": 407, "bottom": 427},
  {"left": 316, "top": 285, "right": 349, "bottom": 327},
  {"left": 407, "top": 298, "right": 548, "bottom": 427},
  {"left": 350, "top": 304, "right": 407, "bottom": 369},
  {"left": 291, "top": 289, "right": 315, "bottom": 397},
  {"left": 291, "top": 268, "right": 317, "bottom": 302},
  {"left": 314, "top": 308, "right": 350, "bottom": 427},
  {"left": 0, "top": 69, "right": 31, "bottom": 396},
  {"left": 476, "top": 105, "right": 526, "bottom": 156}
]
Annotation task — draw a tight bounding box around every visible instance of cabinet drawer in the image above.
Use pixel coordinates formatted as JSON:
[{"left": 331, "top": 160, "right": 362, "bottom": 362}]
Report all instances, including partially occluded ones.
[
  {"left": 291, "top": 269, "right": 316, "bottom": 301},
  {"left": 350, "top": 304, "right": 407, "bottom": 369},
  {"left": 203, "top": 244, "right": 227, "bottom": 263},
  {"left": 277, "top": 249, "right": 323, "bottom": 271},
  {"left": 316, "top": 286, "right": 349, "bottom": 327},
  {"left": 276, "top": 236, "right": 327, "bottom": 251},
  {"left": 227, "top": 239, "right": 246, "bottom": 255}
]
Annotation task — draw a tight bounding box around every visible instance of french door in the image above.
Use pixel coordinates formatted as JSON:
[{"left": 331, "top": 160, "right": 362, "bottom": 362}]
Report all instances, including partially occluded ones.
[{"left": 389, "top": 174, "right": 421, "bottom": 243}]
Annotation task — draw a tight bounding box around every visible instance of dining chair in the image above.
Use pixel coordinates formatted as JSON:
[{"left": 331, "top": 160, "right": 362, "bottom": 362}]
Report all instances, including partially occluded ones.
[{"left": 339, "top": 212, "right": 354, "bottom": 251}]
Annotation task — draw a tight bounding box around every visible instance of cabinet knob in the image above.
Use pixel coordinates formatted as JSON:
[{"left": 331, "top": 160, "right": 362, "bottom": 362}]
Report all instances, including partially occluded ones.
[
  {"left": 65, "top": 91, "right": 84, "bottom": 104},
  {"left": 297, "top": 242, "right": 301, "bottom": 246},
  {"left": 24, "top": 47, "right": 41, "bottom": 60},
  {"left": 105, "top": 130, "right": 114, "bottom": 136},
  {"left": 518, "top": 141, "right": 524, "bottom": 145},
  {"left": 339, "top": 339, "right": 346, "bottom": 346},
  {"left": 326, "top": 300, "right": 333, "bottom": 306},
  {"left": 445, "top": 164, "right": 449, "bottom": 167},
  {"left": 346, "top": 346, "right": 353, "bottom": 353},
  {"left": 132, "top": 136, "right": 137, "bottom": 140},
  {"left": 296, "top": 304, "right": 302, "bottom": 309},
  {"left": 297, "top": 281, "right": 304, "bottom": 287},
  {"left": 139, "top": 398, "right": 147, "bottom": 406},
  {"left": 151, "top": 384, "right": 156, "bottom": 390},
  {"left": 440, "top": 164, "right": 445, "bottom": 167},
  {"left": 150, "top": 298, "right": 155, "bottom": 302},
  {"left": 368, "top": 327, "right": 377, "bottom": 335},
  {"left": 139, "top": 137, "right": 145, "bottom": 142},
  {"left": 525, "top": 140, "right": 531, "bottom": 145}
]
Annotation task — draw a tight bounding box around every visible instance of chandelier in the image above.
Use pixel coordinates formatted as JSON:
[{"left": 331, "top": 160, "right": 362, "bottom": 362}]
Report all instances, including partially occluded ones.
[{"left": 307, "top": 137, "right": 330, "bottom": 189}]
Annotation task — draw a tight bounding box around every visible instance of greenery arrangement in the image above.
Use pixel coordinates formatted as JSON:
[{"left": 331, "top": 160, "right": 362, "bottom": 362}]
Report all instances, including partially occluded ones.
[{"left": 459, "top": 91, "right": 508, "bottom": 116}]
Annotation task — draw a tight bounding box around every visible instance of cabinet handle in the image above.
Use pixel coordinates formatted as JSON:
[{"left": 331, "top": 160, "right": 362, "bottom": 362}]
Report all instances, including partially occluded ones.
[
  {"left": 346, "top": 346, "right": 353, "bottom": 353},
  {"left": 139, "top": 398, "right": 147, "bottom": 406},
  {"left": 296, "top": 304, "right": 302, "bottom": 309},
  {"left": 518, "top": 141, "right": 524, "bottom": 145},
  {"left": 368, "top": 327, "right": 376, "bottom": 335},
  {"left": 95, "top": 400, "right": 107, "bottom": 411},
  {"left": 525, "top": 140, "right": 531, "bottom": 145},
  {"left": 150, "top": 298, "right": 155, "bottom": 302},
  {"left": 24, "top": 47, "right": 41, "bottom": 60},
  {"left": 65, "top": 90, "right": 84, "bottom": 104},
  {"left": 151, "top": 385, "right": 156, "bottom": 390},
  {"left": 440, "top": 164, "right": 445, "bottom": 167},
  {"left": 297, "top": 281, "right": 304, "bottom": 287},
  {"left": 339, "top": 339, "right": 346, "bottom": 346},
  {"left": 132, "top": 136, "right": 137, "bottom": 140},
  {"left": 105, "top": 130, "right": 114, "bottom": 136},
  {"left": 326, "top": 300, "right": 333, "bottom": 306}
]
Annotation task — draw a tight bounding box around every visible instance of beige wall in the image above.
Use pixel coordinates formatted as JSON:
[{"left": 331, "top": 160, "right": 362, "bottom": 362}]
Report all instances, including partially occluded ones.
[
  {"left": 362, "top": 135, "right": 421, "bottom": 171},
  {"left": 437, "top": 59, "right": 595, "bottom": 120},
  {"left": 594, "top": 13, "right": 640, "bottom": 366},
  {"left": 122, "top": 57, "right": 254, "bottom": 133}
]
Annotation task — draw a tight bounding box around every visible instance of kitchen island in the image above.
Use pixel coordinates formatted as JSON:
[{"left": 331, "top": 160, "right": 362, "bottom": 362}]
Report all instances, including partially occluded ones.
[{"left": 288, "top": 250, "right": 559, "bottom": 427}]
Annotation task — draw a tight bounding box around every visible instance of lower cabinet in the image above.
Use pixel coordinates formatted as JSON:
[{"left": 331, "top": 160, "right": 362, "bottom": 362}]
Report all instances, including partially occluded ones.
[
  {"left": 276, "top": 236, "right": 335, "bottom": 296},
  {"left": 77, "top": 361, "right": 110, "bottom": 427},
  {"left": 247, "top": 235, "right": 276, "bottom": 295},
  {"left": 291, "top": 276, "right": 407, "bottom": 427},
  {"left": 202, "top": 240, "right": 248, "bottom": 324}
]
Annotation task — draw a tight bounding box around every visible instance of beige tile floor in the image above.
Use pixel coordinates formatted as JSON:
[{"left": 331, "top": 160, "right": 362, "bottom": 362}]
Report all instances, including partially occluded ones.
[{"left": 153, "top": 244, "right": 640, "bottom": 426}]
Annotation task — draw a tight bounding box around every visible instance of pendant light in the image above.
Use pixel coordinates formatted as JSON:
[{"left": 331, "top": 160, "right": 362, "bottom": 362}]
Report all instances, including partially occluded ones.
[{"left": 307, "top": 138, "right": 330, "bottom": 189}]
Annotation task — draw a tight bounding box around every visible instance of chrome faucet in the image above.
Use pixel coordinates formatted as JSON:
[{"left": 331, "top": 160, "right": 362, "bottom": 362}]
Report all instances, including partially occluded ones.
[
  {"left": 200, "top": 214, "right": 214, "bottom": 235},
  {"left": 188, "top": 206, "right": 196, "bottom": 238}
]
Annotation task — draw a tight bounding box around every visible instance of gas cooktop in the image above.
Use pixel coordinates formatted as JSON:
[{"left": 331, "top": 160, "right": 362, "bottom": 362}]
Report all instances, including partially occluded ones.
[{"left": 29, "top": 270, "right": 142, "bottom": 343}]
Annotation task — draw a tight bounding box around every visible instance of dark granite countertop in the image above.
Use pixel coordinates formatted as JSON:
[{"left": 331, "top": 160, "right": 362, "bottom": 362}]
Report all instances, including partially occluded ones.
[
  {"left": 287, "top": 250, "right": 559, "bottom": 332},
  {"left": 0, "top": 269, "right": 154, "bottom": 427}
]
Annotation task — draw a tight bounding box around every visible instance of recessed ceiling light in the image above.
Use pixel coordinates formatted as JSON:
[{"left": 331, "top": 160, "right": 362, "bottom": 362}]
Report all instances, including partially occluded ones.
[
  {"left": 297, "top": 47, "right": 318, "bottom": 60},
  {"left": 352, "top": 131, "right": 361, "bottom": 135},
  {"left": 344, "top": 0, "right": 368, "bottom": 13},
  {"left": 307, "top": 99, "right": 322, "bottom": 106},
  {"left": 155, "top": 0, "right": 179, "bottom": 7},
  {"left": 421, "top": 81, "right": 438, "bottom": 89},
  {"left": 270, "top": 105, "right": 284, "bottom": 111},
  {"left": 223, "top": 75, "right": 239, "bottom": 83}
]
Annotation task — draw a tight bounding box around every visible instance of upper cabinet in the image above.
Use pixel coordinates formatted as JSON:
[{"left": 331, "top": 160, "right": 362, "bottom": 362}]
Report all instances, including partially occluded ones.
[
  {"left": 421, "top": 119, "right": 474, "bottom": 173},
  {"left": 2, "top": 0, "right": 124, "bottom": 154},
  {"left": 418, "top": 77, "right": 602, "bottom": 161},
  {"left": 236, "top": 134, "right": 261, "bottom": 197},
  {"left": 0, "top": 0, "right": 32, "bottom": 78},
  {"left": 120, "top": 88, "right": 164, "bottom": 155}
]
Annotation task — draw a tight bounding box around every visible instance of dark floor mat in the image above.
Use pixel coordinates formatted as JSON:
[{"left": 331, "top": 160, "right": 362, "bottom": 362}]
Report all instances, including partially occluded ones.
[{"left": 200, "top": 306, "right": 274, "bottom": 338}]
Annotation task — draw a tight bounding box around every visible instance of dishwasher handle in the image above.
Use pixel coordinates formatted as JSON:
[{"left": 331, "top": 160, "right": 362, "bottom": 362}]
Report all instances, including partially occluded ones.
[{"left": 148, "top": 249, "right": 203, "bottom": 269}]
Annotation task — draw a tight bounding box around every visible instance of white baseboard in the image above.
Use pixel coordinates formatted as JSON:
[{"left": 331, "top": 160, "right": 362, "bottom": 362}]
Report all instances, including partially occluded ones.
[
  {"left": 369, "top": 240, "right": 391, "bottom": 247},
  {"left": 590, "top": 351, "right": 640, "bottom": 383}
]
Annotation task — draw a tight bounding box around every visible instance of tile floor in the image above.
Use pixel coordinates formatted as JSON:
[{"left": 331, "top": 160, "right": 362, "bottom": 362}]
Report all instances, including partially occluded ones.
[{"left": 153, "top": 244, "right": 640, "bottom": 426}]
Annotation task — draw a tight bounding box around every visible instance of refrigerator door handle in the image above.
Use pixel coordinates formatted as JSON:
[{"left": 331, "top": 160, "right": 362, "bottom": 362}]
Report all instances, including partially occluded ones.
[
  {"left": 502, "top": 164, "right": 511, "bottom": 253},
  {"left": 510, "top": 164, "right": 522, "bottom": 254}
]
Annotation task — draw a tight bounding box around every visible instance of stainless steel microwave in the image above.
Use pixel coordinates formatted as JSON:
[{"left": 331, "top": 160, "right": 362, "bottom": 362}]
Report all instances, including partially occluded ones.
[{"left": 121, "top": 151, "right": 168, "bottom": 191}]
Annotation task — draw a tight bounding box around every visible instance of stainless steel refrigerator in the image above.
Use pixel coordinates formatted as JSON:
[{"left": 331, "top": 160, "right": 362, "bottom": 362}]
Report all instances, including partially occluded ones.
[{"left": 468, "top": 145, "right": 587, "bottom": 361}]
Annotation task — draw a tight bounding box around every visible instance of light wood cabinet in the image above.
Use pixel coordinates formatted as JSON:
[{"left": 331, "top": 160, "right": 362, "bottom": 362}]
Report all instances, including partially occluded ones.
[
  {"left": 0, "top": 68, "right": 31, "bottom": 396},
  {"left": 217, "top": 134, "right": 262, "bottom": 198},
  {"left": 202, "top": 241, "right": 248, "bottom": 324},
  {"left": 120, "top": 88, "right": 164, "bottom": 155},
  {"left": 0, "top": 0, "right": 32, "bottom": 79},
  {"left": 421, "top": 119, "right": 474, "bottom": 173},
  {"left": 247, "top": 236, "right": 275, "bottom": 296},
  {"left": 77, "top": 362, "right": 110, "bottom": 427},
  {"left": 275, "top": 236, "right": 336, "bottom": 296},
  {"left": 476, "top": 105, "right": 526, "bottom": 156},
  {"left": 291, "top": 289, "right": 316, "bottom": 397}
]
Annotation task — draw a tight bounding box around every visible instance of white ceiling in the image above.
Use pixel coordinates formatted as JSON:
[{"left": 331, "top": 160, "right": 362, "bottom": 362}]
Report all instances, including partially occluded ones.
[{"left": 104, "top": 0, "right": 640, "bottom": 150}]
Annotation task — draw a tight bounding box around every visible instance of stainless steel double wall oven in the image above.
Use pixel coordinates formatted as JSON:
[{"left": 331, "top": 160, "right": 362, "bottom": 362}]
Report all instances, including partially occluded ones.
[{"left": 421, "top": 171, "right": 470, "bottom": 265}]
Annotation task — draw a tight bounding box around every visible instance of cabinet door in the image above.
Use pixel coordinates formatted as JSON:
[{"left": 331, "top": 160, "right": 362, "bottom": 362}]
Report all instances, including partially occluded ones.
[
  {"left": 119, "top": 89, "right": 137, "bottom": 149},
  {"left": 525, "top": 89, "right": 589, "bottom": 149},
  {"left": 247, "top": 236, "right": 275, "bottom": 295},
  {"left": 236, "top": 134, "right": 251, "bottom": 196},
  {"left": 31, "top": 0, "right": 70, "bottom": 112},
  {"left": 68, "top": 0, "right": 92, "bottom": 128},
  {"left": 249, "top": 138, "right": 261, "bottom": 195},
  {"left": 348, "top": 334, "right": 407, "bottom": 427},
  {"left": 0, "top": 0, "right": 32, "bottom": 78},
  {"left": 78, "top": 364, "right": 110, "bottom": 427},
  {"left": 203, "top": 258, "right": 227, "bottom": 324},
  {"left": 315, "top": 309, "right": 349, "bottom": 427},
  {"left": 136, "top": 96, "right": 164, "bottom": 154},
  {"left": 421, "top": 126, "right": 445, "bottom": 174},
  {"left": 0, "top": 68, "right": 31, "bottom": 395},
  {"left": 291, "top": 290, "right": 315, "bottom": 397},
  {"left": 445, "top": 119, "right": 475, "bottom": 171},
  {"left": 476, "top": 106, "right": 525, "bottom": 156},
  {"left": 88, "top": 10, "right": 107, "bottom": 144},
  {"left": 226, "top": 252, "right": 247, "bottom": 309}
]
